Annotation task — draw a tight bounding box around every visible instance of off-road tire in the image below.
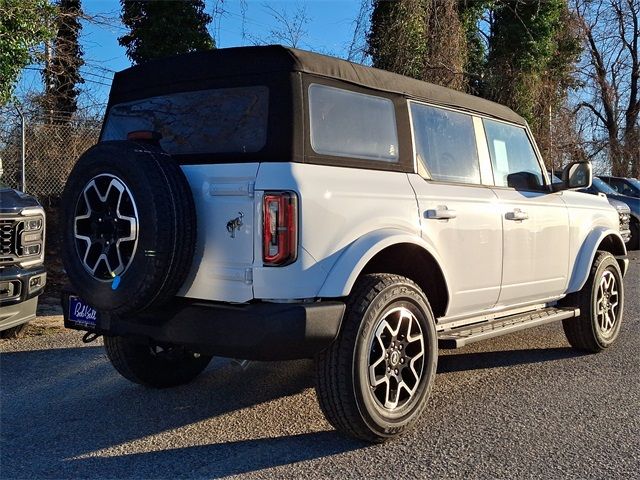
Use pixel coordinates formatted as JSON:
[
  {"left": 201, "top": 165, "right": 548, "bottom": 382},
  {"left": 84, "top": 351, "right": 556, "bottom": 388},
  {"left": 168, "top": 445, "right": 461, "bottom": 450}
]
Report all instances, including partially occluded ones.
[
  {"left": 628, "top": 219, "right": 639, "bottom": 251},
  {"left": 561, "top": 251, "right": 624, "bottom": 352},
  {"left": 315, "top": 273, "right": 438, "bottom": 443},
  {"left": 60, "top": 140, "right": 196, "bottom": 316},
  {"left": 104, "top": 335, "right": 212, "bottom": 388}
]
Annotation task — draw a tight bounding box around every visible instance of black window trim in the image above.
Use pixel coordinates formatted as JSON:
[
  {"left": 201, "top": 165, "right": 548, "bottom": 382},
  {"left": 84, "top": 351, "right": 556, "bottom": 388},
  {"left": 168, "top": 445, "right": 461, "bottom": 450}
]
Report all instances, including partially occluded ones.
[{"left": 302, "top": 74, "right": 413, "bottom": 173}]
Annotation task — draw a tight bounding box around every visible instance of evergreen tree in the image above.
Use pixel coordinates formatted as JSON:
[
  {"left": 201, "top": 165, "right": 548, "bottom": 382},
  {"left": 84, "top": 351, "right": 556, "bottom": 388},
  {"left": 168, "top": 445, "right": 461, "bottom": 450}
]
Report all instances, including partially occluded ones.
[
  {"left": 0, "top": 0, "right": 56, "bottom": 105},
  {"left": 367, "top": 0, "right": 467, "bottom": 90},
  {"left": 119, "top": 0, "right": 215, "bottom": 64},
  {"left": 42, "top": 0, "right": 84, "bottom": 124},
  {"left": 485, "top": 0, "right": 565, "bottom": 125}
]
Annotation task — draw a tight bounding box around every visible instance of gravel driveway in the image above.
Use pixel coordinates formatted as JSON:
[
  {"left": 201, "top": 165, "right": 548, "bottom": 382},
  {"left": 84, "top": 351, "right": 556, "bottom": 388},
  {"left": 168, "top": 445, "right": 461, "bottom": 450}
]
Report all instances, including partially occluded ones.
[{"left": 2, "top": 253, "right": 639, "bottom": 479}]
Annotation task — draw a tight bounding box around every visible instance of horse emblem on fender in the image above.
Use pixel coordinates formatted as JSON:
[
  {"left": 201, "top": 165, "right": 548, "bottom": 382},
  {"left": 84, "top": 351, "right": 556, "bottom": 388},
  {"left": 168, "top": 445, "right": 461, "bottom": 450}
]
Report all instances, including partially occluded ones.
[{"left": 226, "top": 212, "right": 244, "bottom": 238}]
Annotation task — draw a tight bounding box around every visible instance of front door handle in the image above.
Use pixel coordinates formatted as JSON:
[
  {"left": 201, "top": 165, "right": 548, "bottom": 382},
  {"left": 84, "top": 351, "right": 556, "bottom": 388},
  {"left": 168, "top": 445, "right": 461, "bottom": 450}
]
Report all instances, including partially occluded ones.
[
  {"left": 505, "top": 209, "right": 529, "bottom": 221},
  {"left": 425, "top": 206, "right": 457, "bottom": 220}
]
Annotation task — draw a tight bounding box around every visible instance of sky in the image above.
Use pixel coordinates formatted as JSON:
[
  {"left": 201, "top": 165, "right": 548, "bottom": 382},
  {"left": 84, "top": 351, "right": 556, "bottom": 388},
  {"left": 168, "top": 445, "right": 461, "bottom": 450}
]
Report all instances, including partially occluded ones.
[{"left": 16, "top": 0, "right": 364, "bottom": 113}]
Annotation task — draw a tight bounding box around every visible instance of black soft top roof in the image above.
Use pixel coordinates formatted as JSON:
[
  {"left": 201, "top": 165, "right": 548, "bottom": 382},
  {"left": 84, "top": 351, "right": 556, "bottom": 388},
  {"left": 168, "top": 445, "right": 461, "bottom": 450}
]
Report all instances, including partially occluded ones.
[{"left": 110, "top": 45, "right": 526, "bottom": 126}]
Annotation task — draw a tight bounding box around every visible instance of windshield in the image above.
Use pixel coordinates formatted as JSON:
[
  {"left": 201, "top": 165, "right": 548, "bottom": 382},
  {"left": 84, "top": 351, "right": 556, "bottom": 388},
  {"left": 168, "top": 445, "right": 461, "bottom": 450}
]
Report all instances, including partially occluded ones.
[
  {"left": 592, "top": 177, "right": 618, "bottom": 194},
  {"left": 101, "top": 86, "right": 269, "bottom": 156},
  {"left": 625, "top": 178, "right": 640, "bottom": 191}
]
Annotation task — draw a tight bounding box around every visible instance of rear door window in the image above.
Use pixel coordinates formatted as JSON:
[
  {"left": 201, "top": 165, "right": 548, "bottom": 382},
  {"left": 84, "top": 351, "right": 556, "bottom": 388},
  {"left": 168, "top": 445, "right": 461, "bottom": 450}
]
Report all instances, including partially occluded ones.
[
  {"left": 308, "top": 84, "right": 399, "bottom": 162},
  {"left": 410, "top": 102, "right": 481, "bottom": 184},
  {"left": 101, "top": 86, "right": 269, "bottom": 155}
]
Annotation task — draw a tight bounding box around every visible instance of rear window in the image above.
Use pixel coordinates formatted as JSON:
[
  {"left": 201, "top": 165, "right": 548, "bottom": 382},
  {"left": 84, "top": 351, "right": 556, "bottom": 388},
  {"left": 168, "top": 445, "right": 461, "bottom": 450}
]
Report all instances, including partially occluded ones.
[
  {"left": 308, "top": 84, "right": 398, "bottom": 162},
  {"left": 101, "top": 86, "right": 269, "bottom": 155}
]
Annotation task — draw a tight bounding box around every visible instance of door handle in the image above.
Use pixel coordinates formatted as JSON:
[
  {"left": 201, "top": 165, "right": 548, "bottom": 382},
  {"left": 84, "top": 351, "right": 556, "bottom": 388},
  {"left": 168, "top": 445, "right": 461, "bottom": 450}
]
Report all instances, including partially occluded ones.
[
  {"left": 505, "top": 209, "right": 529, "bottom": 221},
  {"left": 425, "top": 206, "right": 457, "bottom": 220}
]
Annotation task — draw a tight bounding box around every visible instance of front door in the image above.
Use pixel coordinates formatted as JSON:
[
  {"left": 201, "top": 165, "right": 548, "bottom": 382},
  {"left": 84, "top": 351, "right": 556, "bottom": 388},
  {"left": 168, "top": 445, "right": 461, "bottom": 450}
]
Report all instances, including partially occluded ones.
[{"left": 481, "top": 118, "right": 570, "bottom": 307}]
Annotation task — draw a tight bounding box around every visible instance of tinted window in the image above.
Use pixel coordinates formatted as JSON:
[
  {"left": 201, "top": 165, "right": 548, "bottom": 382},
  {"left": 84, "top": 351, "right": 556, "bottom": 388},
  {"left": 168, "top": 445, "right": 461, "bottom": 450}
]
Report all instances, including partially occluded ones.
[
  {"left": 309, "top": 84, "right": 398, "bottom": 162},
  {"left": 608, "top": 178, "right": 639, "bottom": 196},
  {"left": 410, "top": 103, "right": 480, "bottom": 184},
  {"left": 592, "top": 177, "right": 618, "bottom": 195},
  {"left": 101, "top": 86, "right": 269, "bottom": 155},
  {"left": 483, "top": 119, "right": 545, "bottom": 190}
]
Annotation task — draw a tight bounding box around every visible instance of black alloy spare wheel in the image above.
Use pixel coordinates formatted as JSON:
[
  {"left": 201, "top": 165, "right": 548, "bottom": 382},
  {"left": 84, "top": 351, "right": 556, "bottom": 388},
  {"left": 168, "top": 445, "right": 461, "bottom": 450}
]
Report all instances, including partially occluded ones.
[{"left": 60, "top": 140, "right": 197, "bottom": 316}]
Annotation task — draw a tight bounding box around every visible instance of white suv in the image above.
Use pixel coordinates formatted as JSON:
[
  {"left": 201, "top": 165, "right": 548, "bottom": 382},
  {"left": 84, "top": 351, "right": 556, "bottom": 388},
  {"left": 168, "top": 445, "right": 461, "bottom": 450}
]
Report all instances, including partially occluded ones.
[{"left": 61, "top": 46, "right": 628, "bottom": 442}]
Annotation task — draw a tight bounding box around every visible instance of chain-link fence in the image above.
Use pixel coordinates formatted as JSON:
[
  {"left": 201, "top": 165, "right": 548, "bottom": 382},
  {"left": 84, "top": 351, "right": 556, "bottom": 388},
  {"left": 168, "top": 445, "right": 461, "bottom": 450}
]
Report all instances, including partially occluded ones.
[{"left": 0, "top": 108, "right": 101, "bottom": 201}]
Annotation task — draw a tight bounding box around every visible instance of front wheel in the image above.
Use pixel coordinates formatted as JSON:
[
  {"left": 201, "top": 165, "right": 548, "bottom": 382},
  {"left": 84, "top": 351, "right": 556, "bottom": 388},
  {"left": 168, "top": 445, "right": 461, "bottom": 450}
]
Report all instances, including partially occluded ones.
[
  {"left": 104, "top": 336, "right": 212, "bottom": 388},
  {"left": 561, "top": 251, "right": 624, "bottom": 352},
  {"left": 315, "top": 274, "right": 438, "bottom": 442}
]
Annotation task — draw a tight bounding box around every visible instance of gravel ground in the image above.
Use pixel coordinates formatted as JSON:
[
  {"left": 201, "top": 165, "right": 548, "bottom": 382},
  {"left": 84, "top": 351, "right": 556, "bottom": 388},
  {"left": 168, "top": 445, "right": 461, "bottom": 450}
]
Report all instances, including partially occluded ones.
[{"left": 1, "top": 253, "right": 639, "bottom": 479}]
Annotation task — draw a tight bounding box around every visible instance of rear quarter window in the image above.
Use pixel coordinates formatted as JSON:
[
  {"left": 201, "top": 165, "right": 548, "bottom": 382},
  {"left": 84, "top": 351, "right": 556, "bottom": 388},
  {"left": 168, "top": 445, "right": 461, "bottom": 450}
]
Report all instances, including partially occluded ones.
[{"left": 308, "top": 84, "right": 399, "bottom": 162}]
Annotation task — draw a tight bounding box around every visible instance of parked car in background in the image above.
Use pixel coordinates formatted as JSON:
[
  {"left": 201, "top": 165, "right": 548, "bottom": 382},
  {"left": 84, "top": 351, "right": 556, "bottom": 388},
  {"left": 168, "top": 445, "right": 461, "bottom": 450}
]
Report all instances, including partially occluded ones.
[
  {"left": 598, "top": 176, "right": 640, "bottom": 198},
  {"left": 0, "top": 182, "right": 46, "bottom": 338},
  {"left": 580, "top": 177, "right": 640, "bottom": 250},
  {"left": 549, "top": 172, "right": 632, "bottom": 244}
]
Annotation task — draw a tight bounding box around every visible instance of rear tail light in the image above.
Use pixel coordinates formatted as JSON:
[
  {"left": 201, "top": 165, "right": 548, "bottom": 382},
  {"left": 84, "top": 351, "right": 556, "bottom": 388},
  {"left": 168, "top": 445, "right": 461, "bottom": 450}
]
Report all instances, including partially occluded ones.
[{"left": 263, "top": 192, "right": 298, "bottom": 266}]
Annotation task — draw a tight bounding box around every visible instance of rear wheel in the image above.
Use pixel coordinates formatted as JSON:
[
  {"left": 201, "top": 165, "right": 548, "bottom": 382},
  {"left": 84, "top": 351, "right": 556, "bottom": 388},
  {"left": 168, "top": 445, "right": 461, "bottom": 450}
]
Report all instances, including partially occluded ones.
[
  {"left": 104, "top": 336, "right": 212, "bottom": 388},
  {"left": 315, "top": 274, "right": 437, "bottom": 442},
  {"left": 561, "top": 251, "right": 624, "bottom": 352}
]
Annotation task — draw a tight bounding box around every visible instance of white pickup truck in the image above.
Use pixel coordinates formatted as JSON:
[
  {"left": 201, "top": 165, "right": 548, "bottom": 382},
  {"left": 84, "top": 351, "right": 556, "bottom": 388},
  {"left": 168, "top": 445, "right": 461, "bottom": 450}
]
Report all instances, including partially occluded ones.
[{"left": 61, "top": 46, "right": 628, "bottom": 442}]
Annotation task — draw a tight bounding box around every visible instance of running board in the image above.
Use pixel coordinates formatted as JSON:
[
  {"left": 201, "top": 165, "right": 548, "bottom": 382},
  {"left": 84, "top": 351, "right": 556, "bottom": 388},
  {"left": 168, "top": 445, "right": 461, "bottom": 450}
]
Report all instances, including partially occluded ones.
[{"left": 437, "top": 307, "right": 579, "bottom": 349}]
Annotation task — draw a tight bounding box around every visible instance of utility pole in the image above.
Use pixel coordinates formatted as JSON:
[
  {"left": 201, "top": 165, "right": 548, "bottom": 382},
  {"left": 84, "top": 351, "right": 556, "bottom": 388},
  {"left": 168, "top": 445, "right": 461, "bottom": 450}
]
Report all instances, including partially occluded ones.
[{"left": 14, "top": 104, "right": 26, "bottom": 192}]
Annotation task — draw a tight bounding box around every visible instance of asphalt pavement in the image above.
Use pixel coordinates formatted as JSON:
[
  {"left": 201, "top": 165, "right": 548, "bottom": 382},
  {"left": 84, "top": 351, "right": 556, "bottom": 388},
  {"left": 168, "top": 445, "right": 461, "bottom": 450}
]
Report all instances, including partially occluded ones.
[{"left": 1, "top": 253, "right": 639, "bottom": 479}]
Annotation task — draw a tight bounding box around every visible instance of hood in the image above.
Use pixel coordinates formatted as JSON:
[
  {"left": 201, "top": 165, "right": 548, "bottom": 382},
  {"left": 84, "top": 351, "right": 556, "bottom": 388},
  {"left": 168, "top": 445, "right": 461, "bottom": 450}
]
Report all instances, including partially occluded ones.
[
  {"left": 607, "top": 194, "right": 640, "bottom": 216},
  {"left": 608, "top": 198, "right": 631, "bottom": 213},
  {"left": 0, "top": 186, "right": 41, "bottom": 214}
]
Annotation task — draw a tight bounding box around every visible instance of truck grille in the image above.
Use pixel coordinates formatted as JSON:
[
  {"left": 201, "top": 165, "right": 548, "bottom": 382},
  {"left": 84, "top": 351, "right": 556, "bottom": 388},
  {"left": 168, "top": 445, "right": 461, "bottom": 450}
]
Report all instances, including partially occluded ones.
[
  {"left": 0, "top": 219, "right": 18, "bottom": 264},
  {"left": 619, "top": 211, "right": 631, "bottom": 241}
]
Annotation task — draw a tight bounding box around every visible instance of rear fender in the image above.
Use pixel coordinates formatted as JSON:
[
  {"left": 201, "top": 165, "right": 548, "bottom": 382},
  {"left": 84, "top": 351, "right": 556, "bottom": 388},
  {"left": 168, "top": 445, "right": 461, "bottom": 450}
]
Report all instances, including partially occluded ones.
[{"left": 317, "top": 228, "right": 450, "bottom": 299}]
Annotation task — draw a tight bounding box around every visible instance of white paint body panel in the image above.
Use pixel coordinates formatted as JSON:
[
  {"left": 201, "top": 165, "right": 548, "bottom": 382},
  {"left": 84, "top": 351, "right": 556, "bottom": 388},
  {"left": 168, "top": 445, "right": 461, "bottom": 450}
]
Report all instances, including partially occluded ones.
[
  {"left": 491, "top": 189, "right": 570, "bottom": 306},
  {"left": 176, "top": 161, "right": 623, "bottom": 325},
  {"left": 408, "top": 176, "right": 502, "bottom": 317},
  {"left": 178, "top": 163, "right": 259, "bottom": 302}
]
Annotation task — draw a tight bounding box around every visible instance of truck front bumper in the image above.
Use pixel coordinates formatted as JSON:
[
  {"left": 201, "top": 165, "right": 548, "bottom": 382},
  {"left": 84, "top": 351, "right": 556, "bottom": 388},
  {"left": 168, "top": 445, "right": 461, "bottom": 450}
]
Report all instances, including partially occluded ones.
[
  {"left": 0, "top": 265, "right": 46, "bottom": 332},
  {"left": 63, "top": 291, "right": 345, "bottom": 361}
]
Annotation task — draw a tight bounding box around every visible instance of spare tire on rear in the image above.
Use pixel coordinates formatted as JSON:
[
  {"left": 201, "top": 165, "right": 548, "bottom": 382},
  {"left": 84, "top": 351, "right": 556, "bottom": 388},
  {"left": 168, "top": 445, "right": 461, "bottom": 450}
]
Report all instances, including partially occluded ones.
[{"left": 61, "top": 140, "right": 196, "bottom": 316}]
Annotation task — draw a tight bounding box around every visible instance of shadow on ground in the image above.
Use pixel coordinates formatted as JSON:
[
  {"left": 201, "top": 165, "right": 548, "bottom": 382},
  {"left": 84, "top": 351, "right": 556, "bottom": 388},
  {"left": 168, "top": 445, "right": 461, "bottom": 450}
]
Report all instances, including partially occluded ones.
[
  {"left": 438, "top": 346, "right": 587, "bottom": 373},
  {"left": 1, "top": 341, "right": 584, "bottom": 478},
  {"left": 0, "top": 345, "right": 364, "bottom": 478}
]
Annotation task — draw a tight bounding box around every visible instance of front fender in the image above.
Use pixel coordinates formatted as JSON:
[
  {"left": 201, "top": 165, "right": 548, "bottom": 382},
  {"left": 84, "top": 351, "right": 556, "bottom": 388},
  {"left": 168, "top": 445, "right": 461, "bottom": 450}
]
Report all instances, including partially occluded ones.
[
  {"left": 317, "top": 228, "right": 450, "bottom": 298},
  {"left": 567, "top": 227, "right": 627, "bottom": 294}
]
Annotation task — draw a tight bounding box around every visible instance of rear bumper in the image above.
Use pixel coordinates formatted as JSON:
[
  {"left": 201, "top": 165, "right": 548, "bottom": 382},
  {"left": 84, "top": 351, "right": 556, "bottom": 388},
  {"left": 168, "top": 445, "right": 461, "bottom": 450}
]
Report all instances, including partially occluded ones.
[{"left": 63, "top": 292, "right": 345, "bottom": 360}]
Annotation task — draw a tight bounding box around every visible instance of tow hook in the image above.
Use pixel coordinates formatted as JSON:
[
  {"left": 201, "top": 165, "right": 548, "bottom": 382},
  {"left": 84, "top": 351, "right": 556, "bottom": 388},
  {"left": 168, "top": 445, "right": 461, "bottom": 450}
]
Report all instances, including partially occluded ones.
[
  {"left": 82, "top": 332, "right": 101, "bottom": 344},
  {"left": 231, "top": 358, "right": 252, "bottom": 370}
]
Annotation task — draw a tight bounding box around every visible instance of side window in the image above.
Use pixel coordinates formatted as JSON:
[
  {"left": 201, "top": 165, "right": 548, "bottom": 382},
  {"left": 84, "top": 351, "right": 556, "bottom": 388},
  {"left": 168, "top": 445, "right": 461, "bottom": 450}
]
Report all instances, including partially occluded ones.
[
  {"left": 410, "top": 103, "right": 481, "bottom": 184},
  {"left": 308, "top": 84, "right": 398, "bottom": 162},
  {"left": 483, "top": 119, "right": 545, "bottom": 190}
]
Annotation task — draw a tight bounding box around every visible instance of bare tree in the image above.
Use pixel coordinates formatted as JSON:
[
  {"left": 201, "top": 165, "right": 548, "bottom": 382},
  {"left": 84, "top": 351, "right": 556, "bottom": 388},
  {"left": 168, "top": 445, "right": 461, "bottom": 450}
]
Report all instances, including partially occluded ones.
[
  {"left": 573, "top": 0, "right": 639, "bottom": 176},
  {"left": 262, "top": 2, "right": 310, "bottom": 49}
]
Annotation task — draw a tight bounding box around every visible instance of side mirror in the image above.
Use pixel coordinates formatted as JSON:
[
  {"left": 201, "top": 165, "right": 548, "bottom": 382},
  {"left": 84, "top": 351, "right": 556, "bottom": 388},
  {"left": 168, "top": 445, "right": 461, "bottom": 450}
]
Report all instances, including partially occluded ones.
[{"left": 554, "top": 161, "right": 592, "bottom": 191}]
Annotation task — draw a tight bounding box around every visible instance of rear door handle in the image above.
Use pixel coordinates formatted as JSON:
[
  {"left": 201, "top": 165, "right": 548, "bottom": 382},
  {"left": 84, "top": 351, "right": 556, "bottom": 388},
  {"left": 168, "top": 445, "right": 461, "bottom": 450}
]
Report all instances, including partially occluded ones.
[
  {"left": 505, "top": 209, "right": 529, "bottom": 221},
  {"left": 425, "top": 206, "right": 457, "bottom": 220}
]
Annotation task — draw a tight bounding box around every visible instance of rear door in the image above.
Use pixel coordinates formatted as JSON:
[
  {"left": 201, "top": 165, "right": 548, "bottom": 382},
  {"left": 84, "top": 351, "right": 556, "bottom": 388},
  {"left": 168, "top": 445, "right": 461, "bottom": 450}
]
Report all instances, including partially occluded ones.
[
  {"left": 480, "top": 118, "right": 570, "bottom": 306},
  {"left": 178, "top": 163, "right": 258, "bottom": 302},
  {"left": 408, "top": 102, "right": 502, "bottom": 318}
]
